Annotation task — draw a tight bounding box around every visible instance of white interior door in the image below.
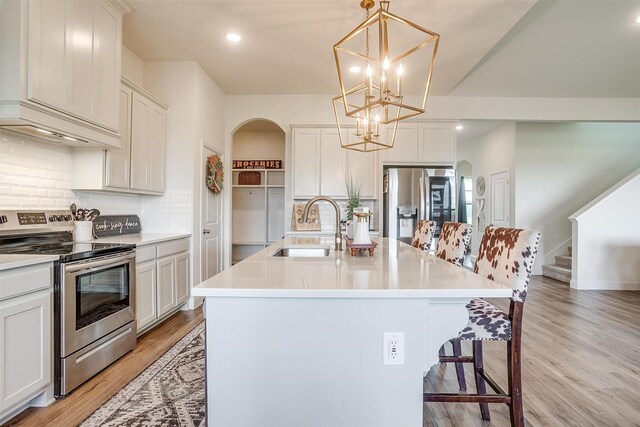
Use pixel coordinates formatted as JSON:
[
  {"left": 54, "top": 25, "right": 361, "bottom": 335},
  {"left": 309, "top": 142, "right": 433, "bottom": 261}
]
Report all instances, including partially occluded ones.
[
  {"left": 202, "top": 146, "right": 224, "bottom": 280},
  {"left": 490, "top": 170, "right": 510, "bottom": 227}
]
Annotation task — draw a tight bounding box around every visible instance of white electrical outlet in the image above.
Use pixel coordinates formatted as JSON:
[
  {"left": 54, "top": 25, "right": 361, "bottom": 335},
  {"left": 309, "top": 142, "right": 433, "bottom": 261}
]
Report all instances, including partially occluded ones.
[{"left": 383, "top": 332, "right": 405, "bottom": 365}]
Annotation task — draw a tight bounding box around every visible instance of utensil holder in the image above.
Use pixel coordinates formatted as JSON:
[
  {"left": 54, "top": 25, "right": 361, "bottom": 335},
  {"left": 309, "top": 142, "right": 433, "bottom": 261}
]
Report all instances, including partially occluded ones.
[{"left": 74, "top": 221, "right": 94, "bottom": 241}]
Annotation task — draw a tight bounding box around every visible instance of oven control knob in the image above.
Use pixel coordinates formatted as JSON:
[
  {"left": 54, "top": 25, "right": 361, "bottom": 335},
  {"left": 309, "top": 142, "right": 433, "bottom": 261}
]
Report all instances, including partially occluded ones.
[
  {"left": 65, "top": 215, "right": 72, "bottom": 221},
  {"left": 56, "top": 215, "right": 64, "bottom": 222},
  {"left": 49, "top": 215, "right": 57, "bottom": 222}
]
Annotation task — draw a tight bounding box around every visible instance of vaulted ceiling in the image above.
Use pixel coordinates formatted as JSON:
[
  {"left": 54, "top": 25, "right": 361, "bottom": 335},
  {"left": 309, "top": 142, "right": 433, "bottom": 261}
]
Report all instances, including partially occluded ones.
[{"left": 123, "top": 0, "right": 640, "bottom": 98}]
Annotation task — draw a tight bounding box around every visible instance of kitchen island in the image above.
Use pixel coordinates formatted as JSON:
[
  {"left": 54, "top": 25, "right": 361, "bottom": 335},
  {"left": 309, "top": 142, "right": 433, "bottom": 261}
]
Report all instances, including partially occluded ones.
[{"left": 193, "top": 237, "right": 512, "bottom": 427}]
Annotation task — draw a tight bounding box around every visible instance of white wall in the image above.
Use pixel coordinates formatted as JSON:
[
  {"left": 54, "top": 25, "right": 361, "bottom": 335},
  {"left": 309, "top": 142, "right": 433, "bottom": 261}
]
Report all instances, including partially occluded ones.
[
  {"left": 143, "top": 61, "right": 226, "bottom": 289},
  {"left": 514, "top": 122, "right": 640, "bottom": 274},
  {"left": 570, "top": 170, "right": 640, "bottom": 290},
  {"left": 233, "top": 130, "right": 285, "bottom": 161},
  {"left": 457, "top": 122, "right": 516, "bottom": 255}
]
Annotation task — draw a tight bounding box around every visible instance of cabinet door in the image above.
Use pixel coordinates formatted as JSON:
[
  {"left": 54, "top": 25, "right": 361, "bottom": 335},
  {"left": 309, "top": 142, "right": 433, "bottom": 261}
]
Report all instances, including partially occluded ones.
[
  {"left": 130, "top": 92, "right": 152, "bottom": 191},
  {"left": 292, "top": 128, "right": 320, "bottom": 198},
  {"left": 175, "top": 252, "right": 190, "bottom": 306},
  {"left": 320, "top": 129, "right": 347, "bottom": 198},
  {"left": 26, "top": 0, "right": 69, "bottom": 110},
  {"left": 27, "top": 0, "right": 121, "bottom": 131},
  {"left": 135, "top": 260, "right": 157, "bottom": 331},
  {"left": 346, "top": 149, "right": 377, "bottom": 199},
  {"left": 148, "top": 104, "right": 167, "bottom": 193},
  {"left": 91, "top": 0, "right": 122, "bottom": 130},
  {"left": 380, "top": 123, "right": 419, "bottom": 164},
  {"left": 156, "top": 257, "right": 176, "bottom": 317},
  {"left": 0, "top": 292, "right": 51, "bottom": 412},
  {"left": 419, "top": 123, "right": 456, "bottom": 165},
  {"left": 105, "top": 85, "right": 132, "bottom": 189}
]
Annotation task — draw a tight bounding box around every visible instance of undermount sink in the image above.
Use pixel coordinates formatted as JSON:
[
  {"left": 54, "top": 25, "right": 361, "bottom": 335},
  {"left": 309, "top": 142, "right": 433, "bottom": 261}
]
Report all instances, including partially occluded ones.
[{"left": 271, "top": 247, "right": 330, "bottom": 257}]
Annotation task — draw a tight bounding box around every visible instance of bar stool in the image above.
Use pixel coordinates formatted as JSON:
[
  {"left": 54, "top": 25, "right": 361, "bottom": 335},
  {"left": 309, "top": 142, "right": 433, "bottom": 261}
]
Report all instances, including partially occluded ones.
[
  {"left": 435, "top": 221, "right": 472, "bottom": 267},
  {"left": 424, "top": 226, "right": 541, "bottom": 427},
  {"left": 434, "top": 221, "right": 473, "bottom": 391},
  {"left": 411, "top": 220, "right": 436, "bottom": 251}
]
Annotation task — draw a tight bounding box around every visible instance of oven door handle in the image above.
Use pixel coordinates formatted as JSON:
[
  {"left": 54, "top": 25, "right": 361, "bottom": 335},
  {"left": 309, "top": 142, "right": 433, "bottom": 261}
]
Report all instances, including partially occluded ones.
[{"left": 64, "top": 251, "right": 136, "bottom": 274}]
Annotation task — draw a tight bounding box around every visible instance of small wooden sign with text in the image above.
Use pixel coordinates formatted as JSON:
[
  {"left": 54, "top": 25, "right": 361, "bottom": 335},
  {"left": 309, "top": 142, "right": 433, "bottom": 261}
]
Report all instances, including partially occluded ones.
[
  {"left": 92, "top": 215, "right": 142, "bottom": 237},
  {"left": 233, "top": 160, "right": 282, "bottom": 169}
]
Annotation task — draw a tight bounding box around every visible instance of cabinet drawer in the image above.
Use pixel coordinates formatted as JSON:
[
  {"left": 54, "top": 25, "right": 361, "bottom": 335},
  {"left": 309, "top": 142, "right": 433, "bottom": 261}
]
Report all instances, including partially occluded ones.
[
  {"left": 135, "top": 245, "right": 157, "bottom": 263},
  {"left": 157, "top": 239, "right": 190, "bottom": 258},
  {"left": 0, "top": 264, "right": 52, "bottom": 302}
]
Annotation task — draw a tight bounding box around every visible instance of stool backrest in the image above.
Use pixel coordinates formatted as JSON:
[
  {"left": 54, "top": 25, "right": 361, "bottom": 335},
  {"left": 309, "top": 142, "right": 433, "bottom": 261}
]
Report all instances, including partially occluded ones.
[
  {"left": 474, "top": 226, "right": 541, "bottom": 302},
  {"left": 411, "top": 220, "right": 436, "bottom": 251},
  {"left": 435, "top": 222, "right": 472, "bottom": 267}
]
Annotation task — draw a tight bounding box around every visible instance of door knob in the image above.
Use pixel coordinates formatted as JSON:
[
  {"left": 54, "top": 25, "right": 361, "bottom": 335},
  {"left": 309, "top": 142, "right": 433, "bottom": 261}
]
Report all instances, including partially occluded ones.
[{"left": 203, "top": 229, "right": 211, "bottom": 234}]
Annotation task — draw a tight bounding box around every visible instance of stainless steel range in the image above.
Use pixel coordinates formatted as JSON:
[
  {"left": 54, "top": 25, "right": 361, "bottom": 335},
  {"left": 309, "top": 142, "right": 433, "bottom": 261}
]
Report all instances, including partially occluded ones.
[{"left": 0, "top": 209, "right": 137, "bottom": 397}]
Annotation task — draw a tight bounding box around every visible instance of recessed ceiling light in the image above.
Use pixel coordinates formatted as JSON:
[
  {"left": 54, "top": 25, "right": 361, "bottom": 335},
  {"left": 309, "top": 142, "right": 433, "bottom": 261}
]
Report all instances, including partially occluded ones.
[
  {"left": 636, "top": 15, "right": 640, "bottom": 24},
  {"left": 349, "top": 66, "right": 362, "bottom": 73},
  {"left": 226, "top": 33, "right": 241, "bottom": 42},
  {"left": 456, "top": 125, "right": 464, "bottom": 131}
]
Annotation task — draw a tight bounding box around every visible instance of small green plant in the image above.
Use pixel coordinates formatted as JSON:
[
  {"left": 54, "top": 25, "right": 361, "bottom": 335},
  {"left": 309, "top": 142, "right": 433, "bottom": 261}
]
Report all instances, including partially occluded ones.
[{"left": 345, "top": 175, "right": 361, "bottom": 221}]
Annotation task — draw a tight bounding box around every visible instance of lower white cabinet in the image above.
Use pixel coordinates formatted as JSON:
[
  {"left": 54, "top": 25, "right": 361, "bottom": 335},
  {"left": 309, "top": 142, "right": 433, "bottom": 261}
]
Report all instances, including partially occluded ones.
[
  {"left": 134, "top": 238, "right": 190, "bottom": 334},
  {"left": 0, "top": 263, "right": 52, "bottom": 420},
  {"left": 135, "top": 260, "right": 157, "bottom": 331}
]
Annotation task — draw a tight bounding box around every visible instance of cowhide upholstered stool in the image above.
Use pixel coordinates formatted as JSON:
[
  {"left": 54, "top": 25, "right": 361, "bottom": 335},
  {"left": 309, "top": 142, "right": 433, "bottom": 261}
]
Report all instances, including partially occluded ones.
[
  {"left": 424, "top": 226, "right": 541, "bottom": 427},
  {"left": 434, "top": 221, "right": 473, "bottom": 391},
  {"left": 411, "top": 220, "right": 436, "bottom": 251}
]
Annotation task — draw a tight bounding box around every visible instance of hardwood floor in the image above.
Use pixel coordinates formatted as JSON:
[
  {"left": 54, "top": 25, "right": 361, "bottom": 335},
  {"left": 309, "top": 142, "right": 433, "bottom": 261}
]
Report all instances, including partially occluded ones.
[
  {"left": 424, "top": 275, "right": 640, "bottom": 426},
  {"left": 2, "top": 309, "right": 203, "bottom": 427},
  {"left": 4, "top": 277, "right": 640, "bottom": 426}
]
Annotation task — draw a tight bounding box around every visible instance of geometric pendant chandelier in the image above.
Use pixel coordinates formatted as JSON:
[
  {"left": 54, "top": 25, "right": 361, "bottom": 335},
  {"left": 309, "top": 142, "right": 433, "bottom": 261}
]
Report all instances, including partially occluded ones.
[{"left": 332, "top": 0, "right": 440, "bottom": 152}]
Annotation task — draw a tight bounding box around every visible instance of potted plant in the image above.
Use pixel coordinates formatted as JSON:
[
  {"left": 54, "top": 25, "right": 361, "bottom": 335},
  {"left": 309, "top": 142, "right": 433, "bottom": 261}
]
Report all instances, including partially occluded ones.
[{"left": 345, "top": 175, "right": 361, "bottom": 240}]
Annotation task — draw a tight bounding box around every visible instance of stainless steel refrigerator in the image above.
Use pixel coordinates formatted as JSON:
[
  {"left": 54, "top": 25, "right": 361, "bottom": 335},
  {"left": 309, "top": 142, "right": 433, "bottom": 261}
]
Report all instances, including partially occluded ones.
[{"left": 383, "top": 167, "right": 456, "bottom": 244}]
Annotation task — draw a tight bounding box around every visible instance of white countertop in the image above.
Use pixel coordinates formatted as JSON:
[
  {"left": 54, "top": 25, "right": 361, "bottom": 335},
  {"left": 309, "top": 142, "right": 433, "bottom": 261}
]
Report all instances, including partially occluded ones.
[
  {"left": 0, "top": 254, "right": 59, "bottom": 271},
  {"left": 94, "top": 233, "right": 191, "bottom": 246},
  {"left": 193, "top": 237, "right": 512, "bottom": 298}
]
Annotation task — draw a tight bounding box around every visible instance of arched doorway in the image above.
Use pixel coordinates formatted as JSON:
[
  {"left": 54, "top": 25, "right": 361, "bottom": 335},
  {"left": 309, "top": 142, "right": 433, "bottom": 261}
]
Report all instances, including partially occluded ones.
[{"left": 231, "top": 119, "right": 286, "bottom": 263}]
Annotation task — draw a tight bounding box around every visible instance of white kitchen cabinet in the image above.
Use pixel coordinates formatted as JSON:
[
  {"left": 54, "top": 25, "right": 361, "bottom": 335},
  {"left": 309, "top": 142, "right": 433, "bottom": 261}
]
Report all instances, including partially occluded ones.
[
  {"left": 292, "top": 127, "right": 377, "bottom": 199},
  {"left": 0, "top": 0, "right": 123, "bottom": 147},
  {"left": 381, "top": 121, "right": 456, "bottom": 166},
  {"left": 71, "top": 78, "right": 168, "bottom": 195},
  {"left": 134, "top": 260, "right": 157, "bottom": 331},
  {"left": 292, "top": 128, "right": 321, "bottom": 198},
  {"left": 175, "top": 253, "right": 190, "bottom": 306},
  {"left": 418, "top": 122, "right": 456, "bottom": 165},
  {"left": 157, "top": 257, "right": 176, "bottom": 317},
  {"left": 380, "top": 123, "right": 420, "bottom": 163},
  {"left": 134, "top": 238, "right": 190, "bottom": 334},
  {"left": 0, "top": 263, "right": 52, "bottom": 419},
  {"left": 104, "top": 85, "right": 132, "bottom": 189},
  {"left": 130, "top": 89, "right": 167, "bottom": 192}
]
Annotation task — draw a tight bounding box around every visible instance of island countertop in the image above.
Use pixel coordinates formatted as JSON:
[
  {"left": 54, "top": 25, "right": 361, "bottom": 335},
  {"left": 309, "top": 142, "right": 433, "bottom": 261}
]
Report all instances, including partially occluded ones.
[{"left": 192, "top": 237, "right": 512, "bottom": 298}]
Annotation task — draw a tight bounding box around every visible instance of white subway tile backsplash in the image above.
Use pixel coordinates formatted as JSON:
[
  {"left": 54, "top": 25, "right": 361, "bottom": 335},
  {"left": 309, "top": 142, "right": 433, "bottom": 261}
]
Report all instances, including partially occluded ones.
[{"left": 1, "top": 131, "right": 195, "bottom": 236}]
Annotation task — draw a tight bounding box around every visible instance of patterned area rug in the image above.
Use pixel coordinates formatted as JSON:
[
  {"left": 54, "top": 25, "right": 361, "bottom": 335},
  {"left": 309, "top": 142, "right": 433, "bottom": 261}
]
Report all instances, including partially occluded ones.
[{"left": 80, "top": 322, "right": 206, "bottom": 427}]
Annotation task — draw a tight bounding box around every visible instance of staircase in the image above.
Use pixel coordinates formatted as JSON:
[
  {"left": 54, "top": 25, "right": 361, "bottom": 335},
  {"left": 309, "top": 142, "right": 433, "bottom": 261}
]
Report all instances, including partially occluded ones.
[{"left": 542, "top": 246, "right": 572, "bottom": 284}]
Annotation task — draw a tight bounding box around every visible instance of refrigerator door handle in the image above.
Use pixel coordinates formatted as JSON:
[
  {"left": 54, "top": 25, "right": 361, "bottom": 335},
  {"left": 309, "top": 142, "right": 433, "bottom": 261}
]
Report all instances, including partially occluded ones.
[{"left": 419, "top": 175, "right": 425, "bottom": 221}]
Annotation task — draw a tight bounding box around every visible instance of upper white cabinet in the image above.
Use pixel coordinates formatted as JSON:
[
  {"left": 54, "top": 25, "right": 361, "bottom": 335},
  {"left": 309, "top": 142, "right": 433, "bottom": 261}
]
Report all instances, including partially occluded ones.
[
  {"left": 71, "top": 78, "right": 168, "bottom": 195},
  {"left": 130, "top": 91, "right": 167, "bottom": 192},
  {"left": 381, "top": 122, "right": 456, "bottom": 166},
  {"left": 0, "top": 0, "right": 124, "bottom": 147},
  {"left": 292, "top": 127, "right": 377, "bottom": 199},
  {"left": 292, "top": 128, "right": 321, "bottom": 198}
]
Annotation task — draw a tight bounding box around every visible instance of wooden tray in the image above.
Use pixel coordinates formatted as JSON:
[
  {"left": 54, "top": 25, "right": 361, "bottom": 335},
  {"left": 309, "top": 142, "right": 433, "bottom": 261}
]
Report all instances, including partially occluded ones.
[{"left": 344, "top": 236, "right": 378, "bottom": 256}]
